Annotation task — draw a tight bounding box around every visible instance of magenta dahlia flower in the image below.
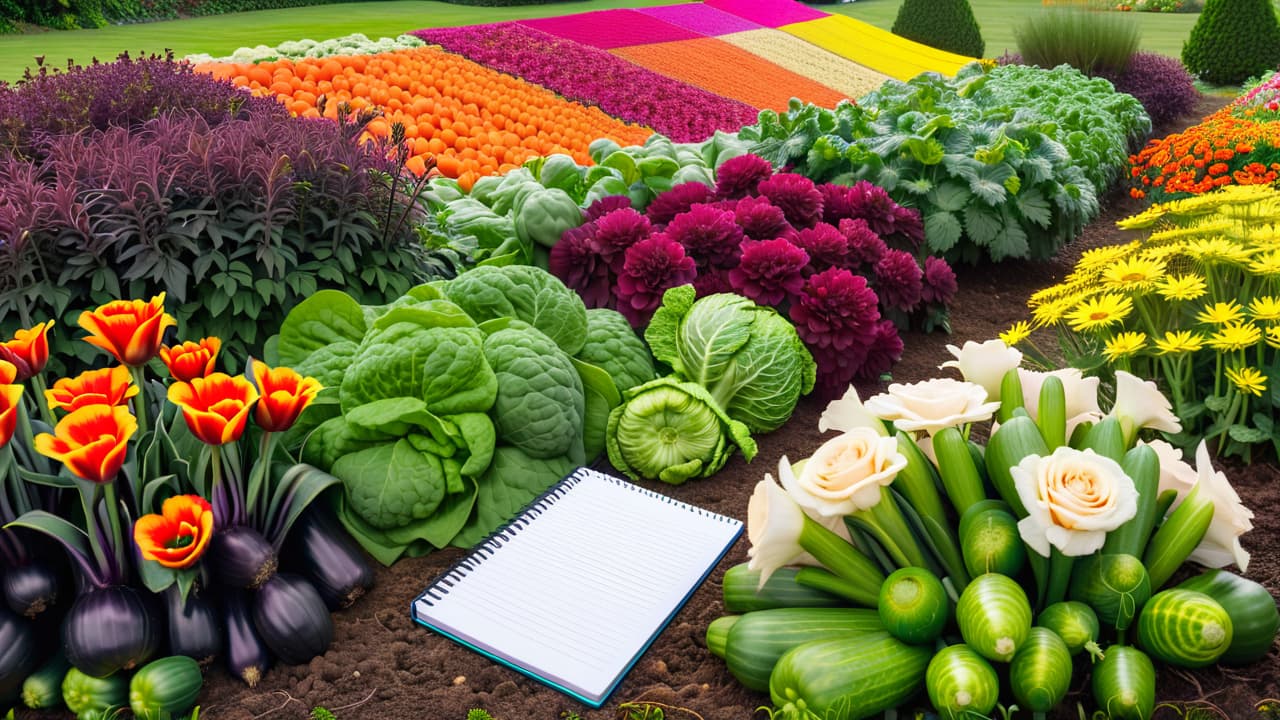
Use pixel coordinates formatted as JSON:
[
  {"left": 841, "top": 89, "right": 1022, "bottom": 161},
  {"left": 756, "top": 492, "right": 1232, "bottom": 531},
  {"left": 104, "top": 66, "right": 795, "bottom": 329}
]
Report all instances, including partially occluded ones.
[
  {"left": 872, "top": 249, "right": 924, "bottom": 312},
  {"left": 646, "top": 182, "right": 712, "bottom": 226},
  {"left": 615, "top": 233, "right": 697, "bottom": 327},
  {"left": 854, "top": 319, "right": 904, "bottom": 382},
  {"left": 921, "top": 256, "right": 958, "bottom": 306},
  {"left": 714, "top": 154, "right": 773, "bottom": 200},
  {"left": 792, "top": 223, "right": 848, "bottom": 272},
  {"left": 666, "top": 204, "right": 744, "bottom": 270},
  {"left": 848, "top": 181, "right": 902, "bottom": 238},
  {"left": 839, "top": 218, "right": 887, "bottom": 269},
  {"left": 757, "top": 173, "right": 824, "bottom": 229},
  {"left": 549, "top": 223, "right": 613, "bottom": 309},
  {"left": 788, "top": 267, "right": 881, "bottom": 351},
  {"left": 734, "top": 195, "right": 792, "bottom": 241},
  {"left": 891, "top": 205, "right": 925, "bottom": 249},
  {"left": 593, "top": 207, "right": 654, "bottom": 271},
  {"left": 819, "top": 183, "right": 857, "bottom": 225},
  {"left": 729, "top": 238, "right": 809, "bottom": 307},
  {"left": 585, "top": 195, "right": 633, "bottom": 221}
]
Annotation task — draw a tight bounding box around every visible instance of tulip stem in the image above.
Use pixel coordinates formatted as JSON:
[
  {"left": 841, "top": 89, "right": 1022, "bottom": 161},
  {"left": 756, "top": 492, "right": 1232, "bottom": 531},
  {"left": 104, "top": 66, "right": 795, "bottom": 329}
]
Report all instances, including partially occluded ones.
[
  {"left": 102, "top": 480, "right": 127, "bottom": 579},
  {"left": 28, "top": 371, "right": 55, "bottom": 431},
  {"left": 246, "top": 432, "right": 277, "bottom": 528},
  {"left": 76, "top": 478, "right": 110, "bottom": 583},
  {"left": 129, "top": 366, "right": 150, "bottom": 440}
]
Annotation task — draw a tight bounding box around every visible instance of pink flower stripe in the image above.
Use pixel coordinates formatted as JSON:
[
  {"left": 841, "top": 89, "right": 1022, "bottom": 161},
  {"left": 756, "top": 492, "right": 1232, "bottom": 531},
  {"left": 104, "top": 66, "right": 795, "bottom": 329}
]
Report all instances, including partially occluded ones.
[
  {"left": 413, "top": 23, "right": 759, "bottom": 141},
  {"left": 702, "top": 0, "right": 827, "bottom": 29},
  {"left": 518, "top": 9, "right": 701, "bottom": 50},
  {"left": 635, "top": 4, "right": 763, "bottom": 36}
]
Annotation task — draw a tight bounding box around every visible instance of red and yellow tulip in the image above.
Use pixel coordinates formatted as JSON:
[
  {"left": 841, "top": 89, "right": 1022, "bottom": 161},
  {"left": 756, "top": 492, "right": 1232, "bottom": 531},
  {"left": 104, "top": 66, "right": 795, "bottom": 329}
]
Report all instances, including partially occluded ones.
[
  {"left": 168, "top": 373, "right": 259, "bottom": 445},
  {"left": 0, "top": 381, "right": 23, "bottom": 448},
  {"left": 134, "top": 495, "right": 215, "bottom": 570},
  {"left": 44, "top": 366, "right": 138, "bottom": 413},
  {"left": 0, "top": 320, "right": 54, "bottom": 382},
  {"left": 0, "top": 359, "right": 15, "bottom": 385},
  {"left": 251, "top": 360, "right": 322, "bottom": 433},
  {"left": 78, "top": 294, "right": 176, "bottom": 367},
  {"left": 34, "top": 404, "right": 137, "bottom": 482},
  {"left": 160, "top": 337, "right": 221, "bottom": 383}
]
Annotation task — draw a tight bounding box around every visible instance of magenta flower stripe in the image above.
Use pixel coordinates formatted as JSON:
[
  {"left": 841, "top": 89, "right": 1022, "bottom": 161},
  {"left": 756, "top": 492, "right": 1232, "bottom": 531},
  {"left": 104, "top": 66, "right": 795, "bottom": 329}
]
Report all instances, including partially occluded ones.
[
  {"left": 635, "top": 4, "right": 764, "bottom": 37},
  {"left": 518, "top": 9, "right": 701, "bottom": 50},
  {"left": 702, "top": 0, "right": 827, "bottom": 28}
]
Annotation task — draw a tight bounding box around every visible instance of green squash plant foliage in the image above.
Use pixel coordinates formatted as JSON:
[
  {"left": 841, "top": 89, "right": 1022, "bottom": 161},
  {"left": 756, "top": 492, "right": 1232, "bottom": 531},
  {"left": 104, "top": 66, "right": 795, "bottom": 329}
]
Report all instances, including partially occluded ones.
[
  {"left": 891, "top": 0, "right": 985, "bottom": 59},
  {"left": 1182, "top": 0, "right": 1280, "bottom": 86}
]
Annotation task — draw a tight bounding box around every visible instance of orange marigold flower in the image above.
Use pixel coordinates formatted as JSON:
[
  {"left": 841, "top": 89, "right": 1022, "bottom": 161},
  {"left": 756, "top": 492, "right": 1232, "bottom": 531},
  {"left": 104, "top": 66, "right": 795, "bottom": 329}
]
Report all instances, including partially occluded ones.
[
  {"left": 168, "top": 373, "right": 259, "bottom": 446},
  {"left": 35, "top": 404, "right": 137, "bottom": 483},
  {"left": 1236, "top": 143, "right": 1254, "bottom": 153},
  {"left": 160, "top": 338, "right": 221, "bottom": 382},
  {"left": 1208, "top": 162, "right": 1229, "bottom": 175},
  {"left": 79, "top": 294, "right": 176, "bottom": 367},
  {"left": 0, "top": 321, "right": 55, "bottom": 382},
  {"left": 250, "top": 360, "right": 322, "bottom": 433},
  {"left": 44, "top": 365, "right": 137, "bottom": 412},
  {"left": 134, "top": 495, "right": 214, "bottom": 570}
]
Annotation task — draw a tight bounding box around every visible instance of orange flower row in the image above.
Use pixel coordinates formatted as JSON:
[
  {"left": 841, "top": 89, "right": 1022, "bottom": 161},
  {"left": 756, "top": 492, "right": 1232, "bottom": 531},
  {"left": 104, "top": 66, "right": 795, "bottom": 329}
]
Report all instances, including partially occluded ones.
[
  {"left": 1129, "top": 108, "right": 1280, "bottom": 200},
  {"left": 196, "top": 47, "right": 654, "bottom": 190}
]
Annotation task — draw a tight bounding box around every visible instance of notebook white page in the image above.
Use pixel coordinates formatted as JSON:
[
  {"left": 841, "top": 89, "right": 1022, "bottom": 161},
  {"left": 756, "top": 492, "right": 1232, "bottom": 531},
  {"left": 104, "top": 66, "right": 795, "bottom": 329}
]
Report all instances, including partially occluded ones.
[{"left": 411, "top": 467, "right": 743, "bottom": 706}]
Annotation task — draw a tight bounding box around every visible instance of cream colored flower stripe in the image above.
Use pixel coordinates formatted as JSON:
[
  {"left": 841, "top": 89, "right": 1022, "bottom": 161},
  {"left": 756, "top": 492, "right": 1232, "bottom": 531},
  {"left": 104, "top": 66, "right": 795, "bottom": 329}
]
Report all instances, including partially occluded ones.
[
  {"left": 719, "top": 28, "right": 890, "bottom": 102},
  {"left": 781, "top": 14, "right": 975, "bottom": 82}
]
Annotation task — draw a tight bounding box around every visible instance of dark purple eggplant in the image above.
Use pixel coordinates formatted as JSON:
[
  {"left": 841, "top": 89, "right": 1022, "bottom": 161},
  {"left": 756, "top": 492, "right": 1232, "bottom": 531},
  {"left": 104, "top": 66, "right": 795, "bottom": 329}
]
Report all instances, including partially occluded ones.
[
  {"left": 165, "top": 585, "right": 222, "bottom": 669},
  {"left": 61, "top": 586, "right": 160, "bottom": 678},
  {"left": 0, "top": 606, "right": 37, "bottom": 707},
  {"left": 210, "top": 526, "right": 278, "bottom": 590},
  {"left": 252, "top": 574, "right": 333, "bottom": 666},
  {"left": 224, "top": 590, "right": 270, "bottom": 687},
  {"left": 4, "top": 561, "right": 62, "bottom": 618},
  {"left": 283, "top": 507, "right": 374, "bottom": 610}
]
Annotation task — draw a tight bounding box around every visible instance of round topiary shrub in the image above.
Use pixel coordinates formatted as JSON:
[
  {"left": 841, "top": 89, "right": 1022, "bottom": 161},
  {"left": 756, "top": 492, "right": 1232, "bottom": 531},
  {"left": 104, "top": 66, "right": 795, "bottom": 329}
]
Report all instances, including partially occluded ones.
[
  {"left": 891, "top": 0, "right": 985, "bottom": 58},
  {"left": 1182, "top": 0, "right": 1280, "bottom": 86}
]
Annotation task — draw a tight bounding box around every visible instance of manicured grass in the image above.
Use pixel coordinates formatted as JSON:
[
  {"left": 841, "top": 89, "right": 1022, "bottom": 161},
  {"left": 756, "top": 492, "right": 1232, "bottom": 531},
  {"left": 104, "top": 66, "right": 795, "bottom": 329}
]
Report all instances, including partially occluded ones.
[
  {"left": 828, "top": 0, "right": 1199, "bottom": 59},
  {"left": 0, "top": 0, "right": 674, "bottom": 82}
]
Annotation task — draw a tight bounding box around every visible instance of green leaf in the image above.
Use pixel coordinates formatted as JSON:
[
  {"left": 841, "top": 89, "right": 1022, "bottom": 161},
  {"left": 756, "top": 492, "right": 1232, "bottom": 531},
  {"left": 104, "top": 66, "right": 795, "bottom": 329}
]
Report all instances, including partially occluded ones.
[
  {"left": 963, "top": 204, "right": 1002, "bottom": 247},
  {"left": 1016, "top": 187, "right": 1053, "bottom": 228},
  {"left": 969, "top": 163, "right": 1015, "bottom": 205},
  {"left": 927, "top": 181, "right": 973, "bottom": 213},
  {"left": 137, "top": 553, "right": 179, "bottom": 595},
  {"left": 265, "top": 463, "right": 342, "bottom": 550},
  {"left": 903, "top": 137, "right": 945, "bottom": 165},
  {"left": 332, "top": 442, "right": 447, "bottom": 531},
  {"left": 450, "top": 446, "right": 577, "bottom": 548},
  {"left": 1203, "top": 394, "right": 1231, "bottom": 413},
  {"left": 277, "top": 289, "right": 367, "bottom": 367},
  {"left": 924, "top": 211, "right": 963, "bottom": 254},
  {"left": 1227, "top": 425, "right": 1270, "bottom": 444}
]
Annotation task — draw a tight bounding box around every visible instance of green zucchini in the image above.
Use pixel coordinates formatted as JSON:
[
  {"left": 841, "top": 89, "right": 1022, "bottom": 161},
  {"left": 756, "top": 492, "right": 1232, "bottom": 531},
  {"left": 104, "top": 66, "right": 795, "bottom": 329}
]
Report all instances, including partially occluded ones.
[
  {"left": 721, "top": 564, "right": 844, "bottom": 613},
  {"left": 1069, "top": 553, "right": 1151, "bottom": 632},
  {"left": 1143, "top": 481, "right": 1214, "bottom": 590},
  {"left": 959, "top": 503, "right": 1025, "bottom": 578},
  {"left": 704, "top": 616, "right": 739, "bottom": 659},
  {"left": 724, "top": 607, "right": 883, "bottom": 691},
  {"left": 22, "top": 651, "right": 69, "bottom": 709},
  {"left": 925, "top": 644, "right": 999, "bottom": 720},
  {"left": 1092, "top": 645, "right": 1155, "bottom": 720},
  {"left": 1009, "top": 627, "right": 1072, "bottom": 716},
  {"left": 1101, "top": 445, "right": 1161, "bottom": 558},
  {"left": 956, "top": 573, "right": 1032, "bottom": 662},
  {"left": 1037, "top": 601, "right": 1100, "bottom": 657},
  {"left": 1136, "top": 589, "right": 1233, "bottom": 668},
  {"left": 1177, "top": 569, "right": 1280, "bottom": 665},
  {"left": 932, "top": 426, "right": 986, "bottom": 515},
  {"left": 769, "top": 632, "right": 931, "bottom": 720},
  {"left": 985, "top": 416, "right": 1049, "bottom": 517},
  {"left": 1037, "top": 374, "right": 1066, "bottom": 450},
  {"left": 878, "top": 567, "right": 949, "bottom": 645},
  {"left": 62, "top": 668, "right": 127, "bottom": 717},
  {"left": 130, "top": 656, "right": 203, "bottom": 720},
  {"left": 1076, "top": 417, "right": 1126, "bottom": 462}
]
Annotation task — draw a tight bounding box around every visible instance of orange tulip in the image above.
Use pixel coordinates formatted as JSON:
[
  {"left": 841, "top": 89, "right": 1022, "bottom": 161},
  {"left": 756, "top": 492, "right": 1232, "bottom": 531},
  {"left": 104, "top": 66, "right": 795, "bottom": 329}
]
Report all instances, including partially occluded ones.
[
  {"left": 168, "top": 373, "right": 259, "bottom": 445},
  {"left": 160, "top": 337, "right": 221, "bottom": 382},
  {"left": 134, "top": 495, "right": 215, "bottom": 570},
  {"left": 34, "top": 404, "right": 137, "bottom": 483},
  {"left": 0, "top": 359, "right": 15, "bottom": 385},
  {"left": 251, "top": 360, "right": 322, "bottom": 432},
  {"left": 44, "top": 366, "right": 138, "bottom": 413},
  {"left": 0, "top": 320, "right": 54, "bottom": 381},
  {"left": 0, "top": 383, "right": 23, "bottom": 448},
  {"left": 78, "top": 294, "right": 176, "bottom": 367}
]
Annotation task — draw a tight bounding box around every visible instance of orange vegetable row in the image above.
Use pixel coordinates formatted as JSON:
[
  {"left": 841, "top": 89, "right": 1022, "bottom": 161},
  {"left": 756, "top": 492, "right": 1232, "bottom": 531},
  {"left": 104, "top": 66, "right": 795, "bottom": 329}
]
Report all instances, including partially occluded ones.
[{"left": 196, "top": 47, "right": 653, "bottom": 189}]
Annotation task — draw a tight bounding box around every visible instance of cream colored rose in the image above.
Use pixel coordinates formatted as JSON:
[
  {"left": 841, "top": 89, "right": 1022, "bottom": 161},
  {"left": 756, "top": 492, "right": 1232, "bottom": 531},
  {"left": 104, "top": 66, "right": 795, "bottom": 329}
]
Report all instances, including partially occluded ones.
[
  {"left": 818, "top": 385, "right": 887, "bottom": 436},
  {"left": 940, "top": 339, "right": 1023, "bottom": 401},
  {"left": 1012, "top": 447, "right": 1138, "bottom": 557},
  {"left": 1018, "top": 368, "right": 1102, "bottom": 438},
  {"left": 782, "top": 428, "right": 906, "bottom": 517},
  {"left": 746, "top": 477, "right": 809, "bottom": 587},
  {"left": 1109, "top": 371, "right": 1181, "bottom": 442},
  {"left": 864, "top": 378, "right": 1001, "bottom": 436}
]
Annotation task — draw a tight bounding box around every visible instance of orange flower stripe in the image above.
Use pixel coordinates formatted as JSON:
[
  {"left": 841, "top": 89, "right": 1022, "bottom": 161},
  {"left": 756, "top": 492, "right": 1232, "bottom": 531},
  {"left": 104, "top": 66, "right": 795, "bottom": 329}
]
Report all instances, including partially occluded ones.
[
  {"left": 0, "top": 320, "right": 54, "bottom": 381},
  {"left": 0, "top": 359, "right": 15, "bottom": 385},
  {"left": 0, "top": 383, "right": 23, "bottom": 448},
  {"left": 196, "top": 47, "right": 653, "bottom": 191},
  {"left": 168, "top": 372, "right": 260, "bottom": 446},
  {"left": 45, "top": 365, "right": 137, "bottom": 413},
  {"left": 160, "top": 337, "right": 221, "bottom": 383},
  {"left": 250, "top": 360, "right": 321, "bottom": 433},
  {"left": 610, "top": 37, "right": 846, "bottom": 112},
  {"left": 79, "top": 294, "right": 176, "bottom": 367},
  {"left": 1129, "top": 109, "right": 1280, "bottom": 200},
  {"left": 134, "top": 494, "right": 215, "bottom": 570},
  {"left": 34, "top": 404, "right": 137, "bottom": 483}
]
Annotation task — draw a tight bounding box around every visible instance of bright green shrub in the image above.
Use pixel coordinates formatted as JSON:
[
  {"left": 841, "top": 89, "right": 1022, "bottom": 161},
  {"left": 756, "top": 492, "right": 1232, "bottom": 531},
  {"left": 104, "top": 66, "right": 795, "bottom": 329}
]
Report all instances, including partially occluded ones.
[
  {"left": 1182, "top": 0, "right": 1280, "bottom": 86},
  {"left": 890, "top": 0, "right": 985, "bottom": 58},
  {"left": 1014, "top": 7, "right": 1141, "bottom": 76}
]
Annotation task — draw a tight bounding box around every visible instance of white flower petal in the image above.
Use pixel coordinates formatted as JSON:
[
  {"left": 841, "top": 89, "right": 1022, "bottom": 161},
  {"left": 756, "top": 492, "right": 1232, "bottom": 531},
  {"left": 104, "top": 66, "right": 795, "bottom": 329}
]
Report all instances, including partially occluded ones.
[
  {"left": 746, "top": 477, "right": 809, "bottom": 587},
  {"left": 1110, "top": 371, "right": 1182, "bottom": 436},
  {"left": 865, "top": 378, "right": 1000, "bottom": 436},
  {"left": 939, "top": 340, "right": 1023, "bottom": 401},
  {"left": 819, "top": 386, "right": 887, "bottom": 436}
]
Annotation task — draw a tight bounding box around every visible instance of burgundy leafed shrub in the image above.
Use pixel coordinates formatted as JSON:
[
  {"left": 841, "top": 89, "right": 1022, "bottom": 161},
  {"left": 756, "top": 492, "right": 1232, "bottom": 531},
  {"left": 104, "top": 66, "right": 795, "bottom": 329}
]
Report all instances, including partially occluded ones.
[{"left": 1097, "top": 51, "right": 1200, "bottom": 126}]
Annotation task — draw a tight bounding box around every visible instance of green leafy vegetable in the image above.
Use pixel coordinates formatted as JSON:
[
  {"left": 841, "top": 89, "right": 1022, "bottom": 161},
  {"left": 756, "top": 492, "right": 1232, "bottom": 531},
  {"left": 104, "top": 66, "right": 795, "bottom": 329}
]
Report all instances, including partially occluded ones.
[{"left": 442, "top": 265, "right": 588, "bottom": 355}]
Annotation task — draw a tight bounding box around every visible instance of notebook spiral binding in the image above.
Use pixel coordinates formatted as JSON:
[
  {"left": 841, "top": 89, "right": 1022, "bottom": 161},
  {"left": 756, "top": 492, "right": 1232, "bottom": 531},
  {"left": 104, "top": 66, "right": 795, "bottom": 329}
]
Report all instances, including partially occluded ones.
[{"left": 416, "top": 467, "right": 733, "bottom": 606}]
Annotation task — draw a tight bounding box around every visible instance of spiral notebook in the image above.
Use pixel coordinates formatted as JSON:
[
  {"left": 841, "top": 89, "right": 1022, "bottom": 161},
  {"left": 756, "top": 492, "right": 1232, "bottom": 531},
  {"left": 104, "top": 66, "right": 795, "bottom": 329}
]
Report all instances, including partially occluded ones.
[{"left": 410, "top": 467, "right": 743, "bottom": 708}]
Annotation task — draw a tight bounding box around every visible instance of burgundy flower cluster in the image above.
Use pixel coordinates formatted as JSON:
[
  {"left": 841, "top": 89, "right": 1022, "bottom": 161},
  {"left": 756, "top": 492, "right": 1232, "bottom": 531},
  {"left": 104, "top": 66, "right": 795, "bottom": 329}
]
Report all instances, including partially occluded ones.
[{"left": 548, "top": 153, "right": 958, "bottom": 396}]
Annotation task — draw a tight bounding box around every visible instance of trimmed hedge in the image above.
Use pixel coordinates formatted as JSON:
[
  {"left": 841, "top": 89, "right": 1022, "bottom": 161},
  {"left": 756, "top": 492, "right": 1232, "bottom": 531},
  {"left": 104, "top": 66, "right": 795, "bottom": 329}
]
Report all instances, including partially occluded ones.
[
  {"left": 1, "top": 0, "right": 385, "bottom": 32},
  {"left": 1182, "top": 0, "right": 1280, "bottom": 85},
  {"left": 891, "top": 0, "right": 984, "bottom": 58}
]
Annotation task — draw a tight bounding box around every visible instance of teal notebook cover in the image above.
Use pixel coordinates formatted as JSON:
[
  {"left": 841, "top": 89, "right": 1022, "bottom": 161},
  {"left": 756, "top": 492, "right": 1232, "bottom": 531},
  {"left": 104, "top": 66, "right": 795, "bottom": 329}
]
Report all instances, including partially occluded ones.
[{"left": 410, "top": 466, "right": 743, "bottom": 708}]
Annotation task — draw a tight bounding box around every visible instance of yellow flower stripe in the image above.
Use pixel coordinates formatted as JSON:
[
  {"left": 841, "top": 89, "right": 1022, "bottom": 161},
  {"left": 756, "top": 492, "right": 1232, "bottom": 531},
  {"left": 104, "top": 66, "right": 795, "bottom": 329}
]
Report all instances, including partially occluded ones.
[
  {"left": 719, "top": 29, "right": 890, "bottom": 102},
  {"left": 780, "top": 15, "right": 975, "bottom": 82}
]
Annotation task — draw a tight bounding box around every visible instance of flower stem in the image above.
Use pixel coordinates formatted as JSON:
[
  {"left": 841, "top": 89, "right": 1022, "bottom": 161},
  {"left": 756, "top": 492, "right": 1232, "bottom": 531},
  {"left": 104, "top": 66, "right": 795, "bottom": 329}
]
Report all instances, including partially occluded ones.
[
  {"left": 850, "top": 487, "right": 934, "bottom": 571},
  {"left": 797, "top": 514, "right": 885, "bottom": 607},
  {"left": 77, "top": 478, "right": 110, "bottom": 581},
  {"left": 28, "top": 371, "right": 55, "bottom": 430},
  {"left": 102, "top": 480, "right": 127, "bottom": 580},
  {"left": 129, "top": 366, "right": 150, "bottom": 440},
  {"left": 1043, "top": 548, "right": 1074, "bottom": 609},
  {"left": 246, "top": 432, "right": 277, "bottom": 528}
]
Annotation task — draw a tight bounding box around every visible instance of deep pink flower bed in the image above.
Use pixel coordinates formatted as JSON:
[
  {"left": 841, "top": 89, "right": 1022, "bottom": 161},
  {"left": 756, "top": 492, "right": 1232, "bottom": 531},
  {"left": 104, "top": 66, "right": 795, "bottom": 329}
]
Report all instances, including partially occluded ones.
[
  {"left": 518, "top": 9, "right": 701, "bottom": 50},
  {"left": 414, "top": 23, "right": 759, "bottom": 141},
  {"left": 635, "top": 4, "right": 763, "bottom": 36},
  {"left": 703, "top": 0, "right": 827, "bottom": 28}
]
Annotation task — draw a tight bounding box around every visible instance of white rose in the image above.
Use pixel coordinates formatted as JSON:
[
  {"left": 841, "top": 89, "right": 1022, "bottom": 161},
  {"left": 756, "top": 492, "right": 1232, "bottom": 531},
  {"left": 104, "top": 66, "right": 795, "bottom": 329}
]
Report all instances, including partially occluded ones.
[
  {"left": 1018, "top": 368, "right": 1103, "bottom": 438},
  {"left": 746, "top": 478, "right": 809, "bottom": 587},
  {"left": 1013, "top": 446, "right": 1139, "bottom": 557},
  {"left": 1137, "top": 438, "right": 1196, "bottom": 500},
  {"left": 1109, "top": 371, "right": 1181, "bottom": 442},
  {"left": 864, "top": 378, "right": 1001, "bottom": 436},
  {"left": 782, "top": 428, "right": 907, "bottom": 517},
  {"left": 939, "top": 339, "right": 1023, "bottom": 402},
  {"left": 818, "top": 385, "right": 887, "bottom": 436},
  {"left": 1142, "top": 440, "right": 1254, "bottom": 572}
]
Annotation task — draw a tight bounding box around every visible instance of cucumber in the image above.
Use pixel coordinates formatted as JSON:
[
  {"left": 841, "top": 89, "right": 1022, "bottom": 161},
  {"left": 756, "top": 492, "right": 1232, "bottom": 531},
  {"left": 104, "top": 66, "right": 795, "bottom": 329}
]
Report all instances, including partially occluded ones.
[
  {"left": 1092, "top": 645, "right": 1156, "bottom": 720},
  {"left": 1037, "top": 601, "right": 1100, "bottom": 657},
  {"left": 956, "top": 573, "right": 1032, "bottom": 662},
  {"left": 704, "top": 616, "right": 739, "bottom": 659},
  {"left": 932, "top": 426, "right": 986, "bottom": 515},
  {"left": 62, "top": 668, "right": 127, "bottom": 717},
  {"left": 926, "top": 644, "right": 999, "bottom": 720},
  {"left": 1037, "top": 374, "right": 1066, "bottom": 450},
  {"left": 723, "top": 607, "right": 882, "bottom": 691},
  {"left": 1070, "top": 553, "right": 1151, "bottom": 632},
  {"left": 1101, "top": 445, "right": 1161, "bottom": 558},
  {"left": 721, "top": 564, "right": 844, "bottom": 613},
  {"left": 22, "top": 651, "right": 69, "bottom": 709},
  {"left": 1009, "top": 627, "right": 1072, "bottom": 715},
  {"left": 1177, "top": 569, "right": 1279, "bottom": 665},
  {"left": 985, "top": 416, "right": 1049, "bottom": 517},
  {"left": 130, "top": 656, "right": 203, "bottom": 720},
  {"left": 1136, "top": 589, "right": 1233, "bottom": 668},
  {"left": 959, "top": 503, "right": 1025, "bottom": 578},
  {"left": 878, "top": 568, "right": 949, "bottom": 645},
  {"left": 1076, "top": 417, "right": 1126, "bottom": 462},
  {"left": 769, "top": 632, "right": 931, "bottom": 720}
]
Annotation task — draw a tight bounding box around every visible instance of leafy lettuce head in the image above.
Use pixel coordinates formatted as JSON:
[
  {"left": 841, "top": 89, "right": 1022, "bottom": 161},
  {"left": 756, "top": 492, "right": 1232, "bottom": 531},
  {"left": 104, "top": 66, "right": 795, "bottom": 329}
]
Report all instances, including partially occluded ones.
[{"left": 442, "top": 265, "right": 588, "bottom": 355}]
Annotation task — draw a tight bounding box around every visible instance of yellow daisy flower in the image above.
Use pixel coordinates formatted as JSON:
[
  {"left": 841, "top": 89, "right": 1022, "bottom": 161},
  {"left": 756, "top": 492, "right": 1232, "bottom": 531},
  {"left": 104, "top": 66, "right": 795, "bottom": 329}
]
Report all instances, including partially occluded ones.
[
  {"left": 1076, "top": 243, "right": 1139, "bottom": 273},
  {"left": 1116, "top": 205, "right": 1170, "bottom": 230},
  {"left": 1103, "top": 332, "right": 1147, "bottom": 362},
  {"left": 1248, "top": 296, "right": 1280, "bottom": 322},
  {"left": 1195, "top": 300, "right": 1244, "bottom": 325},
  {"left": 1207, "top": 322, "right": 1262, "bottom": 352},
  {"left": 1103, "top": 256, "right": 1165, "bottom": 291},
  {"left": 1247, "top": 250, "right": 1280, "bottom": 276},
  {"left": 1065, "top": 293, "right": 1133, "bottom": 333},
  {"left": 1031, "top": 296, "right": 1077, "bottom": 328},
  {"left": 1182, "top": 236, "right": 1252, "bottom": 265},
  {"left": 1154, "top": 274, "right": 1207, "bottom": 302},
  {"left": 1149, "top": 220, "right": 1233, "bottom": 244},
  {"left": 1155, "top": 330, "right": 1205, "bottom": 355},
  {"left": 1266, "top": 326, "right": 1280, "bottom": 349},
  {"left": 1225, "top": 366, "right": 1267, "bottom": 397},
  {"left": 1000, "top": 321, "right": 1032, "bottom": 346}
]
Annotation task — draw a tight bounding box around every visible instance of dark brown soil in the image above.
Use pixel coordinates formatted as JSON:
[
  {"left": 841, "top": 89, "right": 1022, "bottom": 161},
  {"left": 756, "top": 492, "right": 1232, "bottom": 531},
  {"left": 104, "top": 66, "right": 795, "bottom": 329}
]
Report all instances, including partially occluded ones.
[{"left": 194, "top": 94, "right": 1280, "bottom": 720}]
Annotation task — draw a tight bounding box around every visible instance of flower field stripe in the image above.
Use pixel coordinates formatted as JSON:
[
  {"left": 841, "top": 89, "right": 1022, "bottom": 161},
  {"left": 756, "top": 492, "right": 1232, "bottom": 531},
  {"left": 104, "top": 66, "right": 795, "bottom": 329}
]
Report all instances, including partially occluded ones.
[
  {"left": 635, "top": 4, "right": 764, "bottom": 36},
  {"left": 610, "top": 37, "right": 847, "bottom": 111},
  {"left": 782, "top": 15, "right": 975, "bottom": 81},
  {"left": 518, "top": 9, "right": 701, "bottom": 50},
  {"left": 701, "top": 0, "right": 827, "bottom": 28},
  {"left": 719, "top": 29, "right": 890, "bottom": 103},
  {"left": 197, "top": 47, "right": 651, "bottom": 189},
  {"left": 413, "top": 23, "right": 758, "bottom": 142}
]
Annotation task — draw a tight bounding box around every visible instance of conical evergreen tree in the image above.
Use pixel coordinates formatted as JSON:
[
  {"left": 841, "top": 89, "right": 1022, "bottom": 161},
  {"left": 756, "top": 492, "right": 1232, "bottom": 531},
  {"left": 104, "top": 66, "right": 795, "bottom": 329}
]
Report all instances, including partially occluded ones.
[
  {"left": 891, "top": 0, "right": 985, "bottom": 59},
  {"left": 1182, "top": 0, "right": 1280, "bottom": 86}
]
